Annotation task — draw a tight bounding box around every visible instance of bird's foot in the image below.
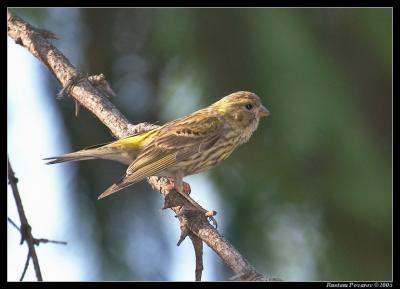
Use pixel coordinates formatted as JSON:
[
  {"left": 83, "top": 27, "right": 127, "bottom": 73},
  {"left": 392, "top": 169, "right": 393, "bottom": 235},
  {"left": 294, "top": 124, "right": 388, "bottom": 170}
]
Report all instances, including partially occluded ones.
[
  {"left": 165, "top": 178, "right": 191, "bottom": 195},
  {"left": 175, "top": 207, "right": 218, "bottom": 228},
  {"left": 163, "top": 177, "right": 217, "bottom": 228},
  {"left": 161, "top": 179, "right": 192, "bottom": 209}
]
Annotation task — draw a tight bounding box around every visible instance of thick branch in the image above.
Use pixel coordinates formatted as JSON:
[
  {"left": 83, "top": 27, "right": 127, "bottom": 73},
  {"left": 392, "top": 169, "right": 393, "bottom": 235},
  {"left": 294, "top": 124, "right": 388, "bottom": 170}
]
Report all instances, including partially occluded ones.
[
  {"left": 7, "top": 10, "right": 138, "bottom": 139},
  {"left": 8, "top": 10, "right": 268, "bottom": 281}
]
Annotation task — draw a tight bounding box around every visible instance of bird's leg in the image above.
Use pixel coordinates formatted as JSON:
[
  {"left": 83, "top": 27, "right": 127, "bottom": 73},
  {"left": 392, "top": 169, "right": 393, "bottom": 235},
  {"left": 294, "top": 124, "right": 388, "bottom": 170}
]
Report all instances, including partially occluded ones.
[
  {"left": 171, "top": 173, "right": 217, "bottom": 228},
  {"left": 165, "top": 177, "right": 191, "bottom": 195},
  {"left": 173, "top": 175, "right": 201, "bottom": 209}
]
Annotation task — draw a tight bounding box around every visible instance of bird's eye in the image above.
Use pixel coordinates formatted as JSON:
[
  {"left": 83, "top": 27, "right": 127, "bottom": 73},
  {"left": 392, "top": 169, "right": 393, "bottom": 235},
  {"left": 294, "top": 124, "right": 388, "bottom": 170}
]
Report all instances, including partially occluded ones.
[{"left": 245, "top": 104, "right": 253, "bottom": 110}]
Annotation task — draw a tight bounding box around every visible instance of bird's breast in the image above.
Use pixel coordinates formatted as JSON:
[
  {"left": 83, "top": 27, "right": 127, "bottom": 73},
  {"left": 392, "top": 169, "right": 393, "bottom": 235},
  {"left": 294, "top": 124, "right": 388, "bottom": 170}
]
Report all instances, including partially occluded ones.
[{"left": 171, "top": 136, "right": 241, "bottom": 176}]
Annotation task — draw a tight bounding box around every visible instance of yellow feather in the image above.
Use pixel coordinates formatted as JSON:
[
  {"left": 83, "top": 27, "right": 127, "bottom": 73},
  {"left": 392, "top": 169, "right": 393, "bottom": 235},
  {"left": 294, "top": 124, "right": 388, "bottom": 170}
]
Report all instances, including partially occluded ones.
[{"left": 111, "top": 128, "right": 159, "bottom": 148}]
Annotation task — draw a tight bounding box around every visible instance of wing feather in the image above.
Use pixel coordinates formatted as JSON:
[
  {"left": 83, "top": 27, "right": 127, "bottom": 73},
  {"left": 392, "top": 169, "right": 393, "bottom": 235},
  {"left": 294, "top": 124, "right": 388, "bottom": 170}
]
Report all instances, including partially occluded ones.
[
  {"left": 98, "top": 111, "right": 225, "bottom": 199},
  {"left": 128, "top": 112, "right": 223, "bottom": 175}
]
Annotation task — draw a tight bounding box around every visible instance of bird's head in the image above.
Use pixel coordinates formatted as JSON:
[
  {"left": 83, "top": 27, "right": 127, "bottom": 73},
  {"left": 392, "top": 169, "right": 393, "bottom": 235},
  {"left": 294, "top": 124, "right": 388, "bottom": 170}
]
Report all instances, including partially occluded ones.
[{"left": 211, "top": 91, "right": 270, "bottom": 143}]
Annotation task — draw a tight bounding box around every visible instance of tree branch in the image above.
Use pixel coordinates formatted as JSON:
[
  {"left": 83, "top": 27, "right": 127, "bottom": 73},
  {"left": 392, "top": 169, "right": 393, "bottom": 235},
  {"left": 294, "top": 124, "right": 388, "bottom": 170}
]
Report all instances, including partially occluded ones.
[
  {"left": 7, "top": 158, "right": 43, "bottom": 281},
  {"left": 7, "top": 10, "right": 271, "bottom": 281},
  {"left": 8, "top": 217, "right": 68, "bottom": 246},
  {"left": 20, "top": 252, "right": 31, "bottom": 281},
  {"left": 8, "top": 160, "right": 68, "bottom": 282},
  {"left": 189, "top": 234, "right": 204, "bottom": 281}
]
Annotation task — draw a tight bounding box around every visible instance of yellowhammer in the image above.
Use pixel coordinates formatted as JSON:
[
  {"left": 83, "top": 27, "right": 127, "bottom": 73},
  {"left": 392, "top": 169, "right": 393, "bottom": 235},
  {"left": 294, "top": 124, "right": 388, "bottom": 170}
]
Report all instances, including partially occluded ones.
[{"left": 45, "top": 91, "right": 269, "bottom": 205}]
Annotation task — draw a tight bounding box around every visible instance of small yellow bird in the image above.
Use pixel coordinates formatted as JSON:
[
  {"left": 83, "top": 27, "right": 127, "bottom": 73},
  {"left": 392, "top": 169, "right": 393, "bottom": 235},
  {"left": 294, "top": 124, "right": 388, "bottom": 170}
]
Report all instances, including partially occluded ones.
[{"left": 45, "top": 91, "right": 269, "bottom": 202}]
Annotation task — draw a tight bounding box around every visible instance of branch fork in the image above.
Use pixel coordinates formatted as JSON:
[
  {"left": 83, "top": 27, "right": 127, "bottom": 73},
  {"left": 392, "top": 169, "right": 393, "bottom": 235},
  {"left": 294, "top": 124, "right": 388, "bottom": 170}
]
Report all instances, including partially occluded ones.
[{"left": 8, "top": 160, "right": 67, "bottom": 282}]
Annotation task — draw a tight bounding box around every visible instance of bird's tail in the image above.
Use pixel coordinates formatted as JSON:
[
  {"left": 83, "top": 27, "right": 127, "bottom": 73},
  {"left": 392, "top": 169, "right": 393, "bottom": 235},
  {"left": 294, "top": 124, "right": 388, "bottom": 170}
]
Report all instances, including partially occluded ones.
[
  {"left": 44, "top": 128, "right": 159, "bottom": 166},
  {"left": 43, "top": 142, "right": 115, "bottom": 165}
]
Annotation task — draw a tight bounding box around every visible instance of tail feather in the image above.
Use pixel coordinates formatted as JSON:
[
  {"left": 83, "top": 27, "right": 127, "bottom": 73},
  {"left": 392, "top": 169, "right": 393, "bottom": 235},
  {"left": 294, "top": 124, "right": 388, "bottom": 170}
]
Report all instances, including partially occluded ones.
[
  {"left": 97, "top": 178, "right": 133, "bottom": 200},
  {"left": 44, "top": 140, "right": 144, "bottom": 166},
  {"left": 44, "top": 128, "right": 159, "bottom": 166},
  {"left": 43, "top": 153, "right": 96, "bottom": 165},
  {"left": 44, "top": 129, "right": 160, "bottom": 198}
]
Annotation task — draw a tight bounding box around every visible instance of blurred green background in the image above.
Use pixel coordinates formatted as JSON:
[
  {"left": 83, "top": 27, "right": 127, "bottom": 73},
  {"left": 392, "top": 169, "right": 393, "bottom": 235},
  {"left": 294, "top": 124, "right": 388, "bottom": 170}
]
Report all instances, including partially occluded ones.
[{"left": 8, "top": 8, "right": 391, "bottom": 281}]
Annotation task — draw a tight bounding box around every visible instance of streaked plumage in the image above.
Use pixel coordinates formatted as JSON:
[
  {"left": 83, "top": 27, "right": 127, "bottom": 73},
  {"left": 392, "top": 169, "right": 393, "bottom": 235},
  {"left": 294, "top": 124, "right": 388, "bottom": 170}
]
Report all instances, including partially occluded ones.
[{"left": 44, "top": 91, "right": 269, "bottom": 200}]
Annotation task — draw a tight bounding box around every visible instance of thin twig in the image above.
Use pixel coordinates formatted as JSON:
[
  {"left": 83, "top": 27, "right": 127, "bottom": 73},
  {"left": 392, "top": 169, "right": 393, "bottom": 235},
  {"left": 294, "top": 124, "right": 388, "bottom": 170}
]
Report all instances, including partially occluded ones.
[
  {"left": 8, "top": 217, "right": 68, "bottom": 246},
  {"left": 33, "top": 238, "right": 68, "bottom": 246},
  {"left": 8, "top": 217, "right": 20, "bottom": 231},
  {"left": 20, "top": 252, "right": 31, "bottom": 281},
  {"left": 8, "top": 158, "right": 43, "bottom": 281}
]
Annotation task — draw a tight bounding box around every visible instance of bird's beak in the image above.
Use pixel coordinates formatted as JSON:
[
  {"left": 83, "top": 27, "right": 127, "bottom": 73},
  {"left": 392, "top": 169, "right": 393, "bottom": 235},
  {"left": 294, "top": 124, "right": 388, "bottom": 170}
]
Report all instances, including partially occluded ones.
[{"left": 258, "top": 104, "right": 270, "bottom": 118}]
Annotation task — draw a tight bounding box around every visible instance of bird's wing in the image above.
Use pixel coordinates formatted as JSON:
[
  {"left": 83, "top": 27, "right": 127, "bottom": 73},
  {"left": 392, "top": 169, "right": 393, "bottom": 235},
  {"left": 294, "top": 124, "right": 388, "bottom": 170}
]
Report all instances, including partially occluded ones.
[{"left": 98, "top": 112, "right": 223, "bottom": 199}]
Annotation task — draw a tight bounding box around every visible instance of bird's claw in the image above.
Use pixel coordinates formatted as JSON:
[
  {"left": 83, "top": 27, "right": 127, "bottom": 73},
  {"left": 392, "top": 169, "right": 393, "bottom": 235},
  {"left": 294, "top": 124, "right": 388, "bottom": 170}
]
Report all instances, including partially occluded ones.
[
  {"left": 175, "top": 207, "right": 218, "bottom": 228},
  {"left": 165, "top": 178, "right": 191, "bottom": 195},
  {"left": 205, "top": 210, "right": 218, "bottom": 228}
]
